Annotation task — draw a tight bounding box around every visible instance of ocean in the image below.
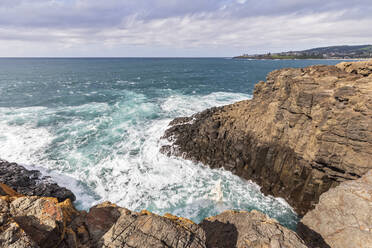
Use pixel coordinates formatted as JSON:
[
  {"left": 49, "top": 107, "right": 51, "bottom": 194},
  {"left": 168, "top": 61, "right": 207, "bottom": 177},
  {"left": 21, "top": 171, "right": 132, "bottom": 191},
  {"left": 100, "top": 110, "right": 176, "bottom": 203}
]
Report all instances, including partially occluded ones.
[{"left": 0, "top": 58, "right": 341, "bottom": 229}]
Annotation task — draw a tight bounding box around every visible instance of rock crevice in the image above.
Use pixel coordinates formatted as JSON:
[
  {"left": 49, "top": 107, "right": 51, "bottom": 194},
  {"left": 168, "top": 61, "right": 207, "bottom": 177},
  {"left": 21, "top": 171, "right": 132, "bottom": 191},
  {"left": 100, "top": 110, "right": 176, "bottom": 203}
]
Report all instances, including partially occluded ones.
[{"left": 0, "top": 184, "right": 306, "bottom": 248}]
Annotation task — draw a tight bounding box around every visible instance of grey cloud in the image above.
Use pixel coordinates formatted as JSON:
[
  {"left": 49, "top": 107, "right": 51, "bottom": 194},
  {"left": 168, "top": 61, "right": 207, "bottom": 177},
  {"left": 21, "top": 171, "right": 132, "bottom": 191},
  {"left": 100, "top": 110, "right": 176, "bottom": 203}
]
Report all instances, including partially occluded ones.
[
  {"left": 0, "top": 0, "right": 371, "bottom": 29},
  {"left": 0, "top": 0, "right": 371, "bottom": 56}
]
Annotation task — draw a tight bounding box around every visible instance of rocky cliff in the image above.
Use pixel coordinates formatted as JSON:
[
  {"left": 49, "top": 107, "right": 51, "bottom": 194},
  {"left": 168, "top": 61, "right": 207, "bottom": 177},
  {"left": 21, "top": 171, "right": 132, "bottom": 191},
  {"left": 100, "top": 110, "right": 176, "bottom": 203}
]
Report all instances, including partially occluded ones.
[
  {"left": 161, "top": 60, "right": 372, "bottom": 216},
  {"left": 299, "top": 169, "right": 372, "bottom": 248},
  {"left": 0, "top": 183, "right": 306, "bottom": 248}
]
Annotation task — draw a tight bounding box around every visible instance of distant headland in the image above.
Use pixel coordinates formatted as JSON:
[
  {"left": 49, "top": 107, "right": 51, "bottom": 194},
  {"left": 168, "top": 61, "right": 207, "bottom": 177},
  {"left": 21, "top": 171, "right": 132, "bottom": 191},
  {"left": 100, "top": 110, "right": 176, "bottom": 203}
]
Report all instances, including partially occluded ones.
[{"left": 234, "top": 45, "right": 372, "bottom": 60}]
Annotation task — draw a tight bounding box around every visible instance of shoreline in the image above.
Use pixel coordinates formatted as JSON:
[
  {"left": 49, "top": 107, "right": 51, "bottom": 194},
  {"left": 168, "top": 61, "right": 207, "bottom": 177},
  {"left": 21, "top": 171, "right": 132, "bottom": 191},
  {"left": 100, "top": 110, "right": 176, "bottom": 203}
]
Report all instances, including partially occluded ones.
[
  {"left": 0, "top": 60, "right": 370, "bottom": 247},
  {"left": 233, "top": 57, "right": 372, "bottom": 61}
]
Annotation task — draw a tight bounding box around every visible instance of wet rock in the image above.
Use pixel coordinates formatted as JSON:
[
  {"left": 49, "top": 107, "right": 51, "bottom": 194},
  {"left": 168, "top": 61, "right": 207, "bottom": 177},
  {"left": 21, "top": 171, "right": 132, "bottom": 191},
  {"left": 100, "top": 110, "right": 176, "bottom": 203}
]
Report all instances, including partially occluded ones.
[
  {"left": 162, "top": 61, "right": 372, "bottom": 216},
  {"left": 200, "top": 210, "right": 307, "bottom": 248},
  {"left": 299, "top": 170, "right": 372, "bottom": 248},
  {"left": 0, "top": 159, "right": 75, "bottom": 202}
]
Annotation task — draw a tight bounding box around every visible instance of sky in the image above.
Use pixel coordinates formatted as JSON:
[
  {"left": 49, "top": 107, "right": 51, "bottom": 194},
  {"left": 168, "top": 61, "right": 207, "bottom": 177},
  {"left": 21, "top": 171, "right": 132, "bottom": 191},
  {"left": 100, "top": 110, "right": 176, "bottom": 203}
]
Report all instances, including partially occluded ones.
[{"left": 0, "top": 0, "right": 371, "bottom": 57}]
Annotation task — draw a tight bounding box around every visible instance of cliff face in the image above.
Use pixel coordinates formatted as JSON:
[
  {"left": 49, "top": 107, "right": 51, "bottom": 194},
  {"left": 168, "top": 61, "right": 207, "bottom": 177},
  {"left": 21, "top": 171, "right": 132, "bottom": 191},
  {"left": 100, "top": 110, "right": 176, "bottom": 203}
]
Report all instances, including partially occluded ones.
[
  {"left": 162, "top": 61, "right": 372, "bottom": 216},
  {"left": 299, "top": 169, "right": 372, "bottom": 248},
  {"left": 0, "top": 184, "right": 306, "bottom": 248}
]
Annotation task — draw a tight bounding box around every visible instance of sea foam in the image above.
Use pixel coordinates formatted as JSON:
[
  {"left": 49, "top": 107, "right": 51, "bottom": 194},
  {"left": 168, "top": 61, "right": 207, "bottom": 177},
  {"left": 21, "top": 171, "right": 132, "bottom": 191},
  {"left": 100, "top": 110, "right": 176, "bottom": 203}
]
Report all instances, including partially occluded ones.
[{"left": 0, "top": 90, "right": 298, "bottom": 229}]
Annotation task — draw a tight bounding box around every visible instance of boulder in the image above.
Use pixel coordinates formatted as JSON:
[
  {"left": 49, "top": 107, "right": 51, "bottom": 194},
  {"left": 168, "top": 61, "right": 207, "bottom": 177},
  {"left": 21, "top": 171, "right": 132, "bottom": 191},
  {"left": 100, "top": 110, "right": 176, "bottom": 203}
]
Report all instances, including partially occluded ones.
[
  {"left": 200, "top": 210, "right": 307, "bottom": 248},
  {"left": 162, "top": 61, "right": 372, "bottom": 216},
  {"left": 95, "top": 209, "right": 206, "bottom": 248},
  {"left": 0, "top": 184, "right": 207, "bottom": 248},
  {"left": 0, "top": 184, "right": 308, "bottom": 248},
  {"left": 299, "top": 170, "right": 372, "bottom": 248},
  {"left": 0, "top": 184, "right": 76, "bottom": 248}
]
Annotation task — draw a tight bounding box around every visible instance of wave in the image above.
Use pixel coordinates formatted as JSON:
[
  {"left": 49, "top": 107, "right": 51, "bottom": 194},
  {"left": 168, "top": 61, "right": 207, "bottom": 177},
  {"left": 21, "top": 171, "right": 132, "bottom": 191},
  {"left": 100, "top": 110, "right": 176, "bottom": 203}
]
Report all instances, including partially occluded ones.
[{"left": 0, "top": 90, "right": 298, "bottom": 229}]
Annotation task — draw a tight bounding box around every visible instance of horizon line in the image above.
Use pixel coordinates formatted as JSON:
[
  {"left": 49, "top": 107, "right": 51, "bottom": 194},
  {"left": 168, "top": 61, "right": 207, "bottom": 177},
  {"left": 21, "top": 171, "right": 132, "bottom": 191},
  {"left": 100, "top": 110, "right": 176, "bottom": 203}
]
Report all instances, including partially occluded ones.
[{"left": 0, "top": 56, "right": 232, "bottom": 59}]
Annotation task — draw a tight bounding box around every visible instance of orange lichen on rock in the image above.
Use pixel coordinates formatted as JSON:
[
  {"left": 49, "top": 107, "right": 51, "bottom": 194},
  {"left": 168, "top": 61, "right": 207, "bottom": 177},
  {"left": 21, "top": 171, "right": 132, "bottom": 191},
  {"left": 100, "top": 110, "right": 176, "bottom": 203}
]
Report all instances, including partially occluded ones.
[{"left": 0, "top": 183, "right": 23, "bottom": 197}]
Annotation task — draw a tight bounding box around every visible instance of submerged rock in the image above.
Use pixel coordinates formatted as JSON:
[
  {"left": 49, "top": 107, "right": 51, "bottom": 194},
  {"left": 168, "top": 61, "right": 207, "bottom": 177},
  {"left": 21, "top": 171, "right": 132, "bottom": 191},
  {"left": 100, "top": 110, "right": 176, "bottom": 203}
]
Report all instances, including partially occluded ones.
[
  {"left": 161, "top": 61, "right": 372, "bottom": 216},
  {"left": 0, "top": 159, "right": 75, "bottom": 202},
  {"left": 299, "top": 169, "right": 372, "bottom": 248},
  {"left": 0, "top": 184, "right": 306, "bottom": 248},
  {"left": 200, "top": 210, "right": 307, "bottom": 248}
]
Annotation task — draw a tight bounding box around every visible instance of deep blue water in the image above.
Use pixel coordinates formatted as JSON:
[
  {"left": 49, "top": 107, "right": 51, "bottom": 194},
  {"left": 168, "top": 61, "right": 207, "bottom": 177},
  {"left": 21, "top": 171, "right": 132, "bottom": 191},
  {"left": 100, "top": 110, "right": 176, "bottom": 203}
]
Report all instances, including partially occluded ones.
[{"left": 0, "top": 58, "right": 341, "bottom": 229}]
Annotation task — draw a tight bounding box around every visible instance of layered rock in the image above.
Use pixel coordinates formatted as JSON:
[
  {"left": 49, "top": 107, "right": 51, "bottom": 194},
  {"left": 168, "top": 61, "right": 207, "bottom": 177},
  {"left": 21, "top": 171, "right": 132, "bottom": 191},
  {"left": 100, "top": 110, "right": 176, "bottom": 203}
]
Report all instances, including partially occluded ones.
[
  {"left": 0, "top": 184, "right": 306, "bottom": 248},
  {"left": 81, "top": 204, "right": 206, "bottom": 248},
  {"left": 299, "top": 169, "right": 372, "bottom": 248},
  {"left": 161, "top": 61, "right": 372, "bottom": 215},
  {"left": 0, "top": 159, "right": 75, "bottom": 202},
  {"left": 0, "top": 184, "right": 76, "bottom": 248},
  {"left": 336, "top": 60, "right": 372, "bottom": 76},
  {"left": 200, "top": 210, "right": 307, "bottom": 248}
]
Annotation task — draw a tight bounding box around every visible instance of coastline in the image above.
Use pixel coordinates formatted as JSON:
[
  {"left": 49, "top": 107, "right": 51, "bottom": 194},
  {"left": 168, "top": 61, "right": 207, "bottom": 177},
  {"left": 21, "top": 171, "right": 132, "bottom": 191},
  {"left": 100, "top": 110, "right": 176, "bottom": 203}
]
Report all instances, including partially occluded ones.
[
  {"left": 232, "top": 57, "right": 372, "bottom": 61},
  {"left": 0, "top": 60, "right": 371, "bottom": 247}
]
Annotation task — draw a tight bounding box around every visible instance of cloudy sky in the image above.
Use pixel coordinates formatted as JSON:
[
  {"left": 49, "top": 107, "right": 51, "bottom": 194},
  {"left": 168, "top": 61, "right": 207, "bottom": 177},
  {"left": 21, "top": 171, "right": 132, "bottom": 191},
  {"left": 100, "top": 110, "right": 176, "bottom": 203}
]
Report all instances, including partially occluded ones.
[{"left": 0, "top": 0, "right": 371, "bottom": 57}]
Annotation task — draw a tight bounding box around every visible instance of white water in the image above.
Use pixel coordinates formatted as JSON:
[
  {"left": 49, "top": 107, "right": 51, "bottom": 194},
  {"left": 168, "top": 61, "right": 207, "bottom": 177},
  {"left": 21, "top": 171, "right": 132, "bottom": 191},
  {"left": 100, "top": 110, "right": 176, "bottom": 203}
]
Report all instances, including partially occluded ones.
[{"left": 0, "top": 91, "right": 298, "bottom": 228}]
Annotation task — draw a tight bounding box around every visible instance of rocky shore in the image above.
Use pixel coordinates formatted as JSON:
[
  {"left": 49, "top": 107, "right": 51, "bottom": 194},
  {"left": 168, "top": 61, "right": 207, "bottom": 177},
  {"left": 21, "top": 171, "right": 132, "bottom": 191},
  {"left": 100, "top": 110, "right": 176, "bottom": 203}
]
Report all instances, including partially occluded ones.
[
  {"left": 0, "top": 160, "right": 75, "bottom": 202},
  {"left": 0, "top": 182, "right": 306, "bottom": 247},
  {"left": 162, "top": 60, "right": 372, "bottom": 216},
  {"left": 0, "top": 60, "right": 371, "bottom": 247}
]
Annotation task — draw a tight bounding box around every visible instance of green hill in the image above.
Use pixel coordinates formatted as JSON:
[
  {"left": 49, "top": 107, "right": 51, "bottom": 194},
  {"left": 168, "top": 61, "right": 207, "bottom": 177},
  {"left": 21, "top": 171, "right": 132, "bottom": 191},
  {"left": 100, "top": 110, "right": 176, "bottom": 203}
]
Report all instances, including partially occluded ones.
[{"left": 235, "top": 45, "right": 372, "bottom": 59}]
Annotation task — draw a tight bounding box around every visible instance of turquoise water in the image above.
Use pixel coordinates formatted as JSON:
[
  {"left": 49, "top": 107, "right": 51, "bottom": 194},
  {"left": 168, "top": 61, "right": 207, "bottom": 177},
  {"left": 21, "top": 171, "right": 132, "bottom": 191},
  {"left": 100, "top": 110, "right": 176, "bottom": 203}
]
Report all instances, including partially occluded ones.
[{"left": 0, "top": 58, "right": 340, "bottom": 229}]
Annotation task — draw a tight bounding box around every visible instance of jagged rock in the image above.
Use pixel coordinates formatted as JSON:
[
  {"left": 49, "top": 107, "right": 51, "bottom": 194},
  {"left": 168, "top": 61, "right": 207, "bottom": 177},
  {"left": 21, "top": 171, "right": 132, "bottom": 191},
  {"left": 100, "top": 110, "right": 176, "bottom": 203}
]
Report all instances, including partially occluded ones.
[
  {"left": 0, "top": 221, "right": 39, "bottom": 248},
  {"left": 0, "top": 184, "right": 308, "bottom": 248},
  {"left": 161, "top": 61, "right": 372, "bottom": 215},
  {"left": 0, "top": 159, "right": 75, "bottom": 202},
  {"left": 336, "top": 60, "right": 372, "bottom": 77},
  {"left": 0, "top": 184, "right": 77, "bottom": 248},
  {"left": 200, "top": 210, "right": 307, "bottom": 248},
  {"left": 98, "top": 211, "right": 206, "bottom": 248},
  {"left": 299, "top": 170, "right": 372, "bottom": 248}
]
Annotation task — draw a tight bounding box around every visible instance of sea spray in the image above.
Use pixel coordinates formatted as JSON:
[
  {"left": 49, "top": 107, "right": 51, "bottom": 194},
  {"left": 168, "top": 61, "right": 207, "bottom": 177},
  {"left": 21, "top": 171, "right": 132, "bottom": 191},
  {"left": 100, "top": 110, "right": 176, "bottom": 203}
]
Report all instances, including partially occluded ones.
[{"left": 0, "top": 58, "right": 339, "bottom": 229}]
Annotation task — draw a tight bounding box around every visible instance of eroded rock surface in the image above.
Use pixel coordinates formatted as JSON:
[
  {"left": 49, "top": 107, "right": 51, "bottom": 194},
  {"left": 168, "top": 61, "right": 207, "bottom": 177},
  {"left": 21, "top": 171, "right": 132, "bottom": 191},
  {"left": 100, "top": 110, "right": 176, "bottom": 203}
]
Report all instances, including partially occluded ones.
[
  {"left": 299, "top": 169, "right": 372, "bottom": 248},
  {"left": 0, "top": 184, "right": 307, "bottom": 248},
  {"left": 200, "top": 210, "right": 307, "bottom": 248},
  {"left": 85, "top": 203, "right": 206, "bottom": 248},
  {"left": 0, "top": 159, "right": 75, "bottom": 202},
  {"left": 162, "top": 61, "right": 372, "bottom": 215},
  {"left": 336, "top": 60, "right": 372, "bottom": 76},
  {"left": 0, "top": 184, "right": 76, "bottom": 248}
]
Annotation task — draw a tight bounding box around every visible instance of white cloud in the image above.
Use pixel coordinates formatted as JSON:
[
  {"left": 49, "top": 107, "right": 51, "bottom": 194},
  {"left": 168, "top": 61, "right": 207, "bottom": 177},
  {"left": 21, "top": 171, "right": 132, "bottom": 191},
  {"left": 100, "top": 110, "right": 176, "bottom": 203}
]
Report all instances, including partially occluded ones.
[{"left": 0, "top": 1, "right": 371, "bottom": 56}]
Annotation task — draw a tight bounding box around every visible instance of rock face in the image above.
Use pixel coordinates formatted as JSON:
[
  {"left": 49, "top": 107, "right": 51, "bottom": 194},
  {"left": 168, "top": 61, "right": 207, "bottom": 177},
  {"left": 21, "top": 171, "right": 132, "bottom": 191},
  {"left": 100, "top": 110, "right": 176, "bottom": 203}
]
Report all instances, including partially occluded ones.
[
  {"left": 336, "top": 60, "right": 372, "bottom": 76},
  {"left": 0, "top": 159, "right": 75, "bottom": 202},
  {"left": 200, "top": 210, "right": 307, "bottom": 248},
  {"left": 0, "top": 183, "right": 75, "bottom": 248},
  {"left": 161, "top": 60, "right": 372, "bottom": 216},
  {"left": 84, "top": 204, "right": 206, "bottom": 248},
  {"left": 299, "top": 169, "right": 372, "bottom": 248},
  {"left": 0, "top": 184, "right": 306, "bottom": 248}
]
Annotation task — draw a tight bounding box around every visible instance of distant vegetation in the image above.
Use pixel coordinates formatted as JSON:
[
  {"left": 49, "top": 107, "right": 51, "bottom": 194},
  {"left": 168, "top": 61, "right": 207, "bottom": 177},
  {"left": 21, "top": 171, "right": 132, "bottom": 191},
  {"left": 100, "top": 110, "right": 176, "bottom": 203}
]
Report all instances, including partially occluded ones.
[{"left": 234, "top": 45, "right": 372, "bottom": 60}]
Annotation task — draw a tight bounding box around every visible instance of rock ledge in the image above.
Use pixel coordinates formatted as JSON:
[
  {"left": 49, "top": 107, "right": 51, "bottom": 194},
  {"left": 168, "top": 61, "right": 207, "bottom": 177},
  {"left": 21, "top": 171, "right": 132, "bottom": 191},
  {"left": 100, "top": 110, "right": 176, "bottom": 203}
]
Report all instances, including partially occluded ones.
[
  {"left": 162, "top": 60, "right": 372, "bottom": 216},
  {"left": 0, "top": 184, "right": 306, "bottom": 248}
]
